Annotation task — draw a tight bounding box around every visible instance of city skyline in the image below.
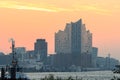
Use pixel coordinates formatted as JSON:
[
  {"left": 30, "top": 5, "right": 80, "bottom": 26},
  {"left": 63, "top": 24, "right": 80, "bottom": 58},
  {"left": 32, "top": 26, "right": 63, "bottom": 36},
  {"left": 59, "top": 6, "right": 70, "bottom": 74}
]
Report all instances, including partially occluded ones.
[{"left": 0, "top": 0, "right": 120, "bottom": 60}]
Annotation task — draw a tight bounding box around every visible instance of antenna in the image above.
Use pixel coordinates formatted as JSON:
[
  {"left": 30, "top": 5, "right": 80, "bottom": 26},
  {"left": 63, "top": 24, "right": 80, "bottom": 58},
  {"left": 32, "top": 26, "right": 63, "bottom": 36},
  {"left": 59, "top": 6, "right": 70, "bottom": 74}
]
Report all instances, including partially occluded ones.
[
  {"left": 9, "top": 38, "right": 15, "bottom": 62},
  {"left": 9, "top": 38, "right": 18, "bottom": 79}
]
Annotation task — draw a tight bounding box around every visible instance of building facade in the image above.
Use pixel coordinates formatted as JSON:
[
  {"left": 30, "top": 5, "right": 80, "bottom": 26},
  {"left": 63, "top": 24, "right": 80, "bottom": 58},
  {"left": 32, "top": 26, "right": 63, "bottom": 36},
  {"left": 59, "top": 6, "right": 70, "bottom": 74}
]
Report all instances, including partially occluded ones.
[
  {"left": 55, "top": 19, "right": 92, "bottom": 54},
  {"left": 97, "top": 57, "right": 119, "bottom": 70},
  {"left": 15, "top": 47, "right": 26, "bottom": 61},
  {"left": 34, "top": 39, "right": 47, "bottom": 63},
  {"left": 54, "top": 19, "right": 93, "bottom": 68},
  {"left": 92, "top": 47, "right": 98, "bottom": 67}
]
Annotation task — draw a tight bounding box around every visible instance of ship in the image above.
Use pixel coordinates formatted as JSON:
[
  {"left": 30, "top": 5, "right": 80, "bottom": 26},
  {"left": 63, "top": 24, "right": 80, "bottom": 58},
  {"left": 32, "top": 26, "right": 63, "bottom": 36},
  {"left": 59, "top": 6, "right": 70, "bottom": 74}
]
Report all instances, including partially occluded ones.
[{"left": 0, "top": 39, "right": 30, "bottom": 80}]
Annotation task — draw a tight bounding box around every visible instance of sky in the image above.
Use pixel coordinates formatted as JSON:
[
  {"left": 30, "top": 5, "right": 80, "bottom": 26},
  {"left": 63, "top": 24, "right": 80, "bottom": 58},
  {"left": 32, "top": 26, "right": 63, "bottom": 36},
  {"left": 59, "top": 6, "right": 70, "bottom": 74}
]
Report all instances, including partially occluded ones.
[{"left": 0, "top": 0, "right": 120, "bottom": 60}]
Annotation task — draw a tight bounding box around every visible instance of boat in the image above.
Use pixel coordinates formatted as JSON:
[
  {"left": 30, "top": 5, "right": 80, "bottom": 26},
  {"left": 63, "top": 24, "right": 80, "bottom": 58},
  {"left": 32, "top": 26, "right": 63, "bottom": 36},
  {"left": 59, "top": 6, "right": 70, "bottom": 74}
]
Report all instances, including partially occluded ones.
[{"left": 0, "top": 39, "right": 30, "bottom": 80}]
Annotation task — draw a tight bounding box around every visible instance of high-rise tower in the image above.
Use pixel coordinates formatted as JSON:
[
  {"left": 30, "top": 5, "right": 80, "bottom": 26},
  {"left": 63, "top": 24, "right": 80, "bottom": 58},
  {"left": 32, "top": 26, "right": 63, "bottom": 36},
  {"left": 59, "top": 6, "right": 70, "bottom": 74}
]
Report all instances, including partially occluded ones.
[
  {"left": 34, "top": 39, "right": 47, "bottom": 63},
  {"left": 55, "top": 19, "right": 92, "bottom": 54}
]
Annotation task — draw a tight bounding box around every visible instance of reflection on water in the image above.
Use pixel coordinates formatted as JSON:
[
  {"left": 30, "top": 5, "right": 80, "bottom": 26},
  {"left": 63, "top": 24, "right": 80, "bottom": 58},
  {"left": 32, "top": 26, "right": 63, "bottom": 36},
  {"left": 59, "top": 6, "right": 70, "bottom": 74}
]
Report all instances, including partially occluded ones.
[{"left": 24, "top": 71, "right": 120, "bottom": 80}]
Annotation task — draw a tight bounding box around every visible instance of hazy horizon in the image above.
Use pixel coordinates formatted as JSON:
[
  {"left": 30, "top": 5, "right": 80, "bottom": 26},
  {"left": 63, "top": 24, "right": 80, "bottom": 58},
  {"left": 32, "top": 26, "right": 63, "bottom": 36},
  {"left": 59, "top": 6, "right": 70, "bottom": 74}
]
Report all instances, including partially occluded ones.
[{"left": 0, "top": 0, "right": 120, "bottom": 60}]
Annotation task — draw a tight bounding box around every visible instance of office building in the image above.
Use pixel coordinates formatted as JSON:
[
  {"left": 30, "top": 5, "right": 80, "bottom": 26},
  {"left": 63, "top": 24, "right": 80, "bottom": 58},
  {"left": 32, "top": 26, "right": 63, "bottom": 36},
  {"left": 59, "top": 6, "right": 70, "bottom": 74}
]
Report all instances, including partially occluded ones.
[
  {"left": 15, "top": 47, "right": 26, "bottom": 61},
  {"left": 92, "top": 47, "right": 98, "bottom": 67},
  {"left": 34, "top": 39, "right": 47, "bottom": 63}
]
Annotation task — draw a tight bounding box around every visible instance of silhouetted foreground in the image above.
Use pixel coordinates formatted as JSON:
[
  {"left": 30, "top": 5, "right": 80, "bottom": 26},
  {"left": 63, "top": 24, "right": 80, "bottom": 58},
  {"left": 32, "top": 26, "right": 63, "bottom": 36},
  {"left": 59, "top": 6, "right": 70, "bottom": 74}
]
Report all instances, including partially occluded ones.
[
  {"left": 0, "top": 78, "right": 29, "bottom": 80},
  {"left": 111, "top": 78, "right": 120, "bottom": 80},
  {"left": 111, "top": 76, "right": 120, "bottom": 80},
  {"left": 35, "top": 74, "right": 120, "bottom": 80},
  {"left": 31, "top": 74, "right": 120, "bottom": 80},
  {"left": 1, "top": 74, "right": 120, "bottom": 80},
  {"left": 40, "top": 75, "right": 83, "bottom": 80}
]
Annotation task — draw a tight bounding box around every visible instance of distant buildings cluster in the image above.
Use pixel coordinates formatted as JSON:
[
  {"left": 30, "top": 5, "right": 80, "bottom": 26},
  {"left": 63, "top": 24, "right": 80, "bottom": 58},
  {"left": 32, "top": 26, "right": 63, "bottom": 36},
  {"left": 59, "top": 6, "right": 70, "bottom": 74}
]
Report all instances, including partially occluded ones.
[
  {"left": 0, "top": 19, "right": 119, "bottom": 72},
  {"left": 49, "top": 19, "right": 94, "bottom": 71}
]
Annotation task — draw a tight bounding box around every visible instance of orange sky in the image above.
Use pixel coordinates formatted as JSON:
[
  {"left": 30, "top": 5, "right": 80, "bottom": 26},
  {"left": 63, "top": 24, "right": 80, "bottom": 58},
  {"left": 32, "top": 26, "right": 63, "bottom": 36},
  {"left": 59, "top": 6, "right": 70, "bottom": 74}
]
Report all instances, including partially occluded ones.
[{"left": 0, "top": 0, "right": 120, "bottom": 60}]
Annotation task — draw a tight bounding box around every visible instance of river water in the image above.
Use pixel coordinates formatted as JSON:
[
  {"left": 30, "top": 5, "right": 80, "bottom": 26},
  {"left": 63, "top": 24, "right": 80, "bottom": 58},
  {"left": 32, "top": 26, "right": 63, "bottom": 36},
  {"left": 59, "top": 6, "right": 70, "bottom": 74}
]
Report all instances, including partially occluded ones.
[{"left": 24, "top": 71, "right": 120, "bottom": 80}]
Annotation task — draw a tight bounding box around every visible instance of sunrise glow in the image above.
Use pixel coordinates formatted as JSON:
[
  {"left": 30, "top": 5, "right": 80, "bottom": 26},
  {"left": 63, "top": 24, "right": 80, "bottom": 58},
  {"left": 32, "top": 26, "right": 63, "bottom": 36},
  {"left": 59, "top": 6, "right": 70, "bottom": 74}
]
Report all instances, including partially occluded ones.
[{"left": 0, "top": 0, "right": 120, "bottom": 60}]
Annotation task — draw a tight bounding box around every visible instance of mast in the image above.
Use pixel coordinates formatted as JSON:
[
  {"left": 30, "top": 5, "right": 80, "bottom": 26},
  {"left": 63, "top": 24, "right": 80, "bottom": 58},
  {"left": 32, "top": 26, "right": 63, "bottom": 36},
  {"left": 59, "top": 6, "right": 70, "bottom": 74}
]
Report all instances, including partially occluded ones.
[{"left": 12, "top": 39, "right": 15, "bottom": 63}]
